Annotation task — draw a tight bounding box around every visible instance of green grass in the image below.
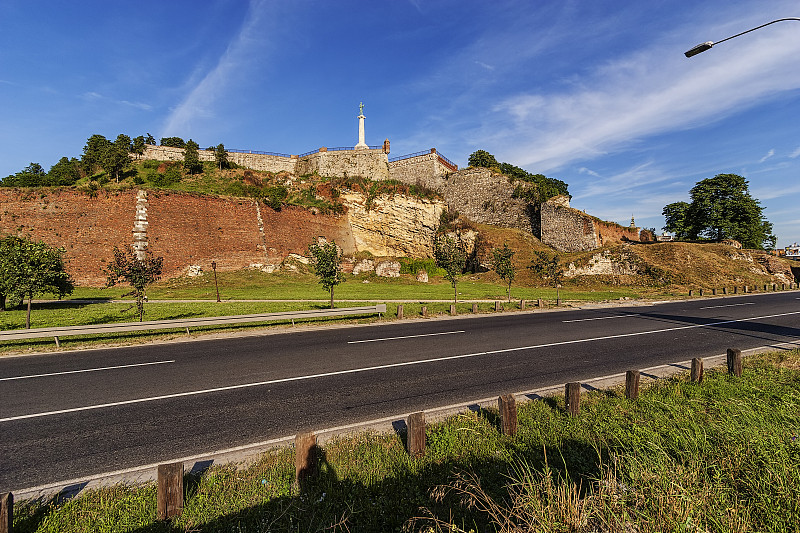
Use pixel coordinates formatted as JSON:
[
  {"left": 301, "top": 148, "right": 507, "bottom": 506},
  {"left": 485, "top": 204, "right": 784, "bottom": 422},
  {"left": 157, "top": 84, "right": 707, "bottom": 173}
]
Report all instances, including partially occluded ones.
[
  {"left": 11, "top": 350, "right": 800, "bottom": 532},
  {"left": 1, "top": 270, "right": 669, "bottom": 353}
]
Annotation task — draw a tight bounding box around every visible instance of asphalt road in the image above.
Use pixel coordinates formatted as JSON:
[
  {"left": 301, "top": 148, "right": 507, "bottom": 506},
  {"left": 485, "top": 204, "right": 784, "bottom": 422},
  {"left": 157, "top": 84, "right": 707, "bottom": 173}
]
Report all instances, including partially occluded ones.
[{"left": 2, "top": 291, "right": 799, "bottom": 491}]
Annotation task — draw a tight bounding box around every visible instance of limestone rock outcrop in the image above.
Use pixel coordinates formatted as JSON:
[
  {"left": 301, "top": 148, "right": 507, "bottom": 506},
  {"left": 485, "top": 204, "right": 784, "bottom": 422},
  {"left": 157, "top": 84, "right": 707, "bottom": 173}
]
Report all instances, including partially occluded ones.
[{"left": 341, "top": 191, "right": 445, "bottom": 257}]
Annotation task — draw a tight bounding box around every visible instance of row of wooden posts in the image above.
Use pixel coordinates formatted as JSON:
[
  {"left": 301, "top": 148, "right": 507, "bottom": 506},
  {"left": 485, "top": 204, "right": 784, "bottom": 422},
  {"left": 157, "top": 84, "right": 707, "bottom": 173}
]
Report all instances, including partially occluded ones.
[
  {"left": 689, "top": 282, "right": 796, "bottom": 297},
  {"left": 395, "top": 299, "right": 551, "bottom": 319},
  {"left": 0, "top": 348, "right": 746, "bottom": 528}
]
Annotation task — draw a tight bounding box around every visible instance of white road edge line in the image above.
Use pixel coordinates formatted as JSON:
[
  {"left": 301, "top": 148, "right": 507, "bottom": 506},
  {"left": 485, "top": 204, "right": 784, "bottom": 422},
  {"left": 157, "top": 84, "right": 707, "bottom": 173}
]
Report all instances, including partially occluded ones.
[
  {"left": 562, "top": 314, "right": 639, "bottom": 323},
  {"left": 699, "top": 303, "right": 755, "bottom": 310},
  {"left": 0, "top": 360, "right": 176, "bottom": 382},
  {"left": 348, "top": 330, "right": 465, "bottom": 344},
  {"left": 4, "top": 310, "right": 799, "bottom": 423}
]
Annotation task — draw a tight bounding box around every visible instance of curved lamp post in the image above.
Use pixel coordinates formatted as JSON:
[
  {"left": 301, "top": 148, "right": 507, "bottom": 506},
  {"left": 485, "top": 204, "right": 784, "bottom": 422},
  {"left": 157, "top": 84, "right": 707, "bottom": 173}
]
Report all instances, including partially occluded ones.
[{"left": 685, "top": 17, "right": 800, "bottom": 57}]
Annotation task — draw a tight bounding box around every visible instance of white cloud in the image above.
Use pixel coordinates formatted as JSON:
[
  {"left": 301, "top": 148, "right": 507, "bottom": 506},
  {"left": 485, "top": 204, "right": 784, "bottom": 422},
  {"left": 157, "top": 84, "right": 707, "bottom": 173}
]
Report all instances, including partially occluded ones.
[
  {"left": 758, "top": 149, "right": 775, "bottom": 163},
  {"left": 161, "top": 0, "right": 273, "bottom": 136},
  {"left": 790, "top": 146, "right": 800, "bottom": 158},
  {"left": 82, "top": 91, "right": 152, "bottom": 111},
  {"left": 490, "top": 13, "right": 800, "bottom": 172},
  {"left": 578, "top": 167, "right": 601, "bottom": 177},
  {"left": 474, "top": 60, "right": 495, "bottom": 71}
]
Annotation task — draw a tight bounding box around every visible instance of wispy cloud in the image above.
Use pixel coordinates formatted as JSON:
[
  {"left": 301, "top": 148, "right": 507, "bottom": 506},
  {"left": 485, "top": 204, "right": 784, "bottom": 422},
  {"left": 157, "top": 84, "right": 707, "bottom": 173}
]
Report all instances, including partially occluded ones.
[
  {"left": 758, "top": 149, "right": 775, "bottom": 163},
  {"left": 161, "top": 0, "right": 273, "bottom": 136},
  {"left": 578, "top": 167, "right": 601, "bottom": 178},
  {"left": 474, "top": 60, "right": 495, "bottom": 71},
  {"left": 82, "top": 91, "right": 152, "bottom": 111},
  {"left": 790, "top": 146, "right": 800, "bottom": 159},
  {"left": 490, "top": 12, "right": 800, "bottom": 172}
]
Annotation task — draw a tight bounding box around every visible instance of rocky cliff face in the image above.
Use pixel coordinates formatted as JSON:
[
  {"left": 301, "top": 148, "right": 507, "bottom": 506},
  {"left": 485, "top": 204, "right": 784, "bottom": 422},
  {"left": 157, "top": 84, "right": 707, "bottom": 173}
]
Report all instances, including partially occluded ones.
[{"left": 340, "top": 191, "right": 445, "bottom": 257}]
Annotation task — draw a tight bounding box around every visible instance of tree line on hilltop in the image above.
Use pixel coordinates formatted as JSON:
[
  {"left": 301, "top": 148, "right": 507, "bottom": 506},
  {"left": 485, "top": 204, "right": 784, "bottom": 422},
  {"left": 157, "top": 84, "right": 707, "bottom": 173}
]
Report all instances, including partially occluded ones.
[{"left": 1, "top": 134, "right": 230, "bottom": 188}]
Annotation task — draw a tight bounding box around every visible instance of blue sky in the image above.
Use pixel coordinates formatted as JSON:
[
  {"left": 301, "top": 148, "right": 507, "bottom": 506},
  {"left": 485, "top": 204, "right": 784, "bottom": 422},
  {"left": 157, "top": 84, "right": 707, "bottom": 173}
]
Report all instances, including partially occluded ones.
[{"left": 2, "top": 0, "right": 799, "bottom": 247}]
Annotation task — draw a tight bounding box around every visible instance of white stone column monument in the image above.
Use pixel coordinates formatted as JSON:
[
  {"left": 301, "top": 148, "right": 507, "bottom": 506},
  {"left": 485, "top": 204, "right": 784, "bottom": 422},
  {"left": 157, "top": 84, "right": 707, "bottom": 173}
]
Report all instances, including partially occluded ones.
[{"left": 355, "top": 101, "right": 368, "bottom": 150}]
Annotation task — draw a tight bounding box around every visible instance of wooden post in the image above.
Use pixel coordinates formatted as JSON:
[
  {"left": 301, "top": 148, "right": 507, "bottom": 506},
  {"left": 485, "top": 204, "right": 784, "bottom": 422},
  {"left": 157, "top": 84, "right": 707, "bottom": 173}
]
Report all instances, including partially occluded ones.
[
  {"left": 396, "top": 304, "right": 403, "bottom": 319},
  {"left": 537, "top": 299, "right": 544, "bottom": 308},
  {"left": 157, "top": 462, "right": 184, "bottom": 520},
  {"left": 421, "top": 305, "right": 427, "bottom": 317},
  {"left": 520, "top": 299, "right": 526, "bottom": 310},
  {"left": 764, "top": 284, "right": 768, "bottom": 291},
  {"left": 53, "top": 336, "right": 60, "bottom": 348},
  {"left": 1, "top": 492, "right": 12, "bottom": 533},
  {"left": 565, "top": 382, "right": 581, "bottom": 416},
  {"left": 689, "top": 289, "right": 694, "bottom": 296},
  {"left": 450, "top": 304, "right": 456, "bottom": 316},
  {"left": 494, "top": 301, "right": 500, "bottom": 311},
  {"left": 691, "top": 357, "right": 704, "bottom": 383},
  {"left": 727, "top": 348, "right": 742, "bottom": 377},
  {"left": 723, "top": 287, "right": 728, "bottom": 295},
  {"left": 699, "top": 289, "right": 704, "bottom": 296},
  {"left": 498, "top": 394, "right": 517, "bottom": 436},
  {"left": 295, "top": 431, "right": 318, "bottom": 487},
  {"left": 781, "top": 283, "right": 786, "bottom": 290},
  {"left": 625, "top": 370, "right": 640, "bottom": 400},
  {"left": 471, "top": 303, "right": 478, "bottom": 313},
  {"left": 712, "top": 288, "right": 717, "bottom": 296},
  {"left": 406, "top": 412, "right": 426, "bottom": 456},
  {"left": 733, "top": 286, "right": 738, "bottom": 294}
]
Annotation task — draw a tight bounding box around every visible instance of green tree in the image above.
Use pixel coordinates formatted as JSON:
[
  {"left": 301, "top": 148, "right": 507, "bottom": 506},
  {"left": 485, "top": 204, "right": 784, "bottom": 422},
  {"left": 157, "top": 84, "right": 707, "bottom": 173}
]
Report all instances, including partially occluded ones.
[
  {"left": 104, "top": 246, "right": 164, "bottom": 321},
  {"left": 662, "top": 201, "right": 691, "bottom": 240},
  {"left": 184, "top": 139, "right": 202, "bottom": 174},
  {"left": 145, "top": 133, "right": 156, "bottom": 145},
  {"left": 0, "top": 236, "right": 74, "bottom": 327},
  {"left": 663, "top": 174, "right": 775, "bottom": 249},
  {"left": 104, "top": 134, "right": 132, "bottom": 182},
  {"left": 215, "top": 143, "right": 229, "bottom": 171},
  {"left": 307, "top": 240, "right": 345, "bottom": 308},
  {"left": 491, "top": 243, "right": 516, "bottom": 302},
  {"left": 82, "top": 134, "right": 111, "bottom": 175},
  {"left": 434, "top": 234, "right": 468, "bottom": 303},
  {"left": 131, "top": 135, "right": 147, "bottom": 156},
  {"left": 468, "top": 150, "right": 499, "bottom": 169},
  {"left": 529, "top": 250, "right": 564, "bottom": 304},
  {"left": 1, "top": 163, "right": 47, "bottom": 187},
  {"left": 47, "top": 157, "right": 81, "bottom": 186},
  {"left": 160, "top": 136, "right": 185, "bottom": 148}
]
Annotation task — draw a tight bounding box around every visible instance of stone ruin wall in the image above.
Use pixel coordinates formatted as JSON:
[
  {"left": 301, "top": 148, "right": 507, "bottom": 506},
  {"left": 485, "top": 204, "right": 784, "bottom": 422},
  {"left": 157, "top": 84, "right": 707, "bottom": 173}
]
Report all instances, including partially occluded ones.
[
  {"left": 296, "top": 149, "right": 389, "bottom": 180},
  {"left": 388, "top": 152, "right": 449, "bottom": 189},
  {"left": 140, "top": 144, "right": 297, "bottom": 173},
  {"left": 439, "top": 167, "right": 537, "bottom": 234},
  {"left": 540, "top": 196, "right": 650, "bottom": 252}
]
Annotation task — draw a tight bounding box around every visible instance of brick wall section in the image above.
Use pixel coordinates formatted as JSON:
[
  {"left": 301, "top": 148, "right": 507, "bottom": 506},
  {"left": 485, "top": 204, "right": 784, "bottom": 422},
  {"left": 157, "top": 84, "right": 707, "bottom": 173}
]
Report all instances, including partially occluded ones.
[
  {"left": 260, "top": 205, "right": 355, "bottom": 257},
  {"left": 595, "top": 220, "right": 647, "bottom": 246},
  {"left": 0, "top": 188, "right": 356, "bottom": 286},
  {"left": 144, "top": 192, "right": 266, "bottom": 275},
  {"left": 440, "top": 167, "right": 536, "bottom": 234},
  {"left": 0, "top": 188, "right": 137, "bottom": 285}
]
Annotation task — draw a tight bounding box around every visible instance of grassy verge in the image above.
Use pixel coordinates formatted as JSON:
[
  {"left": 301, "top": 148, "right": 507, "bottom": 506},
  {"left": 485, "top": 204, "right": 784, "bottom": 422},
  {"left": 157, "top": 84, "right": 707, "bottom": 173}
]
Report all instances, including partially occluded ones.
[
  {"left": 2, "top": 271, "right": 675, "bottom": 354},
  {"left": 11, "top": 350, "right": 800, "bottom": 532}
]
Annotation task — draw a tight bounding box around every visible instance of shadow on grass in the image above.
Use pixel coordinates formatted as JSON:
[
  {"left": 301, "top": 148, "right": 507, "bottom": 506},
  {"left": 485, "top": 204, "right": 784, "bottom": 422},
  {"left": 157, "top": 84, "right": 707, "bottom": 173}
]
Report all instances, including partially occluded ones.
[{"left": 118, "top": 439, "right": 603, "bottom": 533}]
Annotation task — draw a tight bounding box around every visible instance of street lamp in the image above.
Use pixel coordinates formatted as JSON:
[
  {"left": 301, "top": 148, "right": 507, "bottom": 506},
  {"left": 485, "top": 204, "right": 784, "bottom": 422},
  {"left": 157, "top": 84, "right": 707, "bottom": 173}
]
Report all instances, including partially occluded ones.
[
  {"left": 211, "top": 261, "right": 220, "bottom": 302},
  {"left": 685, "top": 17, "right": 800, "bottom": 57}
]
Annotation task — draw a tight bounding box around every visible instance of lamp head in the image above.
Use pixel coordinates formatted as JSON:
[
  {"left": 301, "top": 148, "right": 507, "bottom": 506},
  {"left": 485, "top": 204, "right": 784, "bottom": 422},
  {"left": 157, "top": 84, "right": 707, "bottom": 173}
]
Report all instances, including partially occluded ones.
[{"left": 685, "top": 41, "right": 714, "bottom": 57}]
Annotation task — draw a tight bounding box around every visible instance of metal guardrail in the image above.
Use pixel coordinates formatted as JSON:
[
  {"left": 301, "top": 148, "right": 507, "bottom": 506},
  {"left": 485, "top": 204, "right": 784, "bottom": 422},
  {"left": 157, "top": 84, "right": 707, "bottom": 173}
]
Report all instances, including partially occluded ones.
[
  {"left": 0, "top": 305, "right": 388, "bottom": 345},
  {"left": 436, "top": 152, "right": 457, "bottom": 170},
  {"left": 226, "top": 149, "right": 292, "bottom": 158},
  {"left": 388, "top": 150, "right": 432, "bottom": 163}
]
